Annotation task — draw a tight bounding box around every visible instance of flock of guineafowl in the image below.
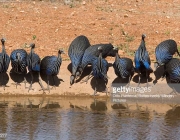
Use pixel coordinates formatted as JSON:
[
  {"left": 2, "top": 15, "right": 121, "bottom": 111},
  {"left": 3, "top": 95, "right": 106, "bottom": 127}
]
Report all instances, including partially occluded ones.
[{"left": 0, "top": 34, "right": 179, "bottom": 95}]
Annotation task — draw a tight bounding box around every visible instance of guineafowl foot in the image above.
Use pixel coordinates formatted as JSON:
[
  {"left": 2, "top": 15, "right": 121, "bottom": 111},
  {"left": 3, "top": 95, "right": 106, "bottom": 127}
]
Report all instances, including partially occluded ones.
[
  {"left": 51, "top": 86, "right": 56, "bottom": 90},
  {"left": 39, "top": 88, "right": 50, "bottom": 93},
  {"left": 0, "top": 85, "right": 9, "bottom": 90},
  {"left": 11, "top": 82, "right": 21, "bottom": 89},
  {"left": 102, "top": 88, "right": 108, "bottom": 96},
  {"left": 153, "top": 80, "right": 157, "bottom": 85},
  {"left": 80, "top": 76, "right": 93, "bottom": 84},
  {"left": 168, "top": 88, "right": 178, "bottom": 95},
  {"left": 27, "top": 85, "right": 34, "bottom": 92},
  {"left": 92, "top": 87, "right": 100, "bottom": 96},
  {"left": 81, "top": 71, "right": 93, "bottom": 84},
  {"left": 23, "top": 78, "right": 28, "bottom": 88},
  {"left": 161, "top": 76, "right": 166, "bottom": 81},
  {"left": 80, "top": 79, "right": 89, "bottom": 84}
]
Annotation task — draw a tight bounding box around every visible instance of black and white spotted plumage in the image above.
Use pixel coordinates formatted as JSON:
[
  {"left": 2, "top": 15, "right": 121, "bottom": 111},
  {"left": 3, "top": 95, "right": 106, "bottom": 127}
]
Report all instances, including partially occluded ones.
[
  {"left": 113, "top": 48, "right": 134, "bottom": 82},
  {"left": 0, "top": 38, "right": 10, "bottom": 73},
  {"left": 164, "top": 58, "right": 180, "bottom": 83},
  {"left": 134, "top": 34, "right": 153, "bottom": 86},
  {"left": 10, "top": 49, "right": 28, "bottom": 74},
  {"left": 77, "top": 43, "right": 115, "bottom": 80},
  {"left": 155, "top": 39, "right": 180, "bottom": 68},
  {"left": 40, "top": 50, "right": 64, "bottom": 93},
  {"left": 68, "top": 35, "right": 90, "bottom": 85}
]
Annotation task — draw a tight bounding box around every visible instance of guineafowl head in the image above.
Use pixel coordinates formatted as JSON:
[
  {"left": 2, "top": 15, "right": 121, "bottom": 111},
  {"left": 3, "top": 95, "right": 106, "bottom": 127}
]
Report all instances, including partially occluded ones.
[
  {"left": 1, "top": 38, "right": 5, "bottom": 45},
  {"left": 98, "top": 46, "right": 103, "bottom": 53},
  {"left": 142, "top": 34, "right": 146, "bottom": 41},
  {"left": 58, "top": 49, "right": 65, "bottom": 54},
  {"left": 29, "top": 43, "right": 35, "bottom": 49},
  {"left": 113, "top": 46, "right": 118, "bottom": 51},
  {"left": 70, "top": 75, "right": 75, "bottom": 85},
  {"left": 16, "top": 52, "right": 21, "bottom": 60}
]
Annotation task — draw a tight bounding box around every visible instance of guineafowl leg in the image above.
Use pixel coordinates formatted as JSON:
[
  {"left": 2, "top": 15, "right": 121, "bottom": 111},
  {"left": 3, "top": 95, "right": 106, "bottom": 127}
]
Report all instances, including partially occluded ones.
[
  {"left": 94, "top": 97, "right": 97, "bottom": 107},
  {"left": 12, "top": 82, "right": 21, "bottom": 89},
  {"left": 126, "top": 75, "right": 132, "bottom": 87},
  {"left": 161, "top": 71, "right": 166, "bottom": 81},
  {"left": 93, "top": 78, "right": 99, "bottom": 96},
  {"left": 1, "top": 73, "right": 9, "bottom": 90},
  {"left": 22, "top": 73, "right": 28, "bottom": 88},
  {"left": 137, "top": 70, "right": 141, "bottom": 87},
  {"left": 27, "top": 71, "right": 34, "bottom": 92},
  {"left": 51, "top": 76, "right": 56, "bottom": 89},
  {"left": 81, "top": 71, "right": 93, "bottom": 84},
  {"left": 146, "top": 70, "right": 149, "bottom": 88},
  {"left": 38, "top": 72, "right": 45, "bottom": 93},
  {"left": 47, "top": 75, "right": 50, "bottom": 93},
  {"left": 102, "top": 80, "right": 108, "bottom": 96}
]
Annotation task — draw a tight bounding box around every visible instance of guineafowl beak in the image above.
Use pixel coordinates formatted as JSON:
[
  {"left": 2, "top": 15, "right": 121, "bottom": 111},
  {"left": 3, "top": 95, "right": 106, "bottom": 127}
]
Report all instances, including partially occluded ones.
[
  {"left": 98, "top": 46, "right": 103, "bottom": 52},
  {"left": 29, "top": 43, "right": 35, "bottom": 48},
  {"left": 16, "top": 53, "right": 21, "bottom": 62},
  {"left": 59, "top": 50, "right": 65, "bottom": 54},
  {"left": 70, "top": 75, "right": 75, "bottom": 85},
  {"left": 113, "top": 47, "right": 118, "bottom": 50},
  {"left": 1, "top": 38, "right": 5, "bottom": 44}
]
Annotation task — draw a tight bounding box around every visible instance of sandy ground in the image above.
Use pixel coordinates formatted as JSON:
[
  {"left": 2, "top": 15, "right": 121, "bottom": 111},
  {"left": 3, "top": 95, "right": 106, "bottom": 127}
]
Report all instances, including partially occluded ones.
[{"left": 0, "top": 60, "right": 179, "bottom": 98}]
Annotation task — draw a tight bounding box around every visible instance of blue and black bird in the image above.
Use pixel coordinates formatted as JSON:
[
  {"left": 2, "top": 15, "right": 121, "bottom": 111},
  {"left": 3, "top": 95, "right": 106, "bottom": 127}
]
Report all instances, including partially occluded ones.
[
  {"left": 113, "top": 47, "right": 134, "bottom": 85},
  {"left": 134, "top": 34, "right": 153, "bottom": 87},
  {"left": 40, "top": 49, "right": 64, "bottom": 93},
  {"left": 10, "top": 48, "right": 28, "bottom": 88},
  {"left": 27, "top": 43, "right": 44, "bottom": 92},
  {"left": 0, "top": 38, "right": 10, "bottom": 90},
  {"left": 154, "top": 39, "right": 180, "bottom": 70},
  {"left": 163, "top": 58, "right": 180, "bottom": 83},
  {"left": 77, "top": 43, "right": 115, "bottom": 81},
  {"left": 84, "top": 46, "right": 109, "bottom": 96},
  {"left": 68, "top": 35, "right": 91, "bottom": 85}
]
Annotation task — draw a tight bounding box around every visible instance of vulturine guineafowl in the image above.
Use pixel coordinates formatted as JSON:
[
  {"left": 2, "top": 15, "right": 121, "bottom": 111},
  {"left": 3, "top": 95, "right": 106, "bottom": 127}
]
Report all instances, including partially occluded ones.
[
  {"left": 163, "top": 58, "right": 180, "bottom": 83},
  {"left": 154, "top": 39, "right": 180, "bottom": 70},
  {"left": 27, "top": 43, "right": 45, "bottom": 92},
  {"left": 10, "top": 48, "right": 28, "bottom": 88},
  {"left": 77, "top": 43, "right": 115, "bottom": 81},
  {"left": 113, "top": 47, "right": 134, "bottom": 86},
  {"left": 134, "top": 34, "right": 153, "bottom": 87},
  {"left": 83, "top": 46, "right": 109, "bottom": 96},
  {"left": 40, "top": 49, "right": 64, "bottom": 93},
  {"left": 68, "top": 35, "right": 91, "bottom": 86},
  {"left": 0, "top": 38, "right": 10, "bottom": 90}
]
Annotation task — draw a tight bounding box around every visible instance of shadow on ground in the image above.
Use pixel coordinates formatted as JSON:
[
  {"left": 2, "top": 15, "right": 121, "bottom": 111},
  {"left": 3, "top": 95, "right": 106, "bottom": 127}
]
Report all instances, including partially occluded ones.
[
  {"left": 40, "top": 71, "right": 64, "bottom": 87},
  {"left": 132, "top": 74, "right": 153, "bottom": 84},
  {"left": 0, "top": 73, "right": 9, "bottom": 88},
  {"left": 90, "top": 77, "right": 108, "bottom": 93},
  {"left": 9, "top": 69, "right": 27, "bottom": 88}
]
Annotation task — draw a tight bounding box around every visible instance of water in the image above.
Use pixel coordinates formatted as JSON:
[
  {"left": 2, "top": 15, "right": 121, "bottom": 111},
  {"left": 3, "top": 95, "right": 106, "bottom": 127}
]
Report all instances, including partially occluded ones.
[{"left": 0, "top": 97, "right": 180, "bottom": 140}]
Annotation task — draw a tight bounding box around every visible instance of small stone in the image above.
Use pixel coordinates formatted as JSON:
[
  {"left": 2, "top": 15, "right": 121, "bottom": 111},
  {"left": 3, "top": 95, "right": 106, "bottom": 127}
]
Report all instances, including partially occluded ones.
[
  {"left": 124, "top": 14, "right": 128, "bottom": 18},
  {"left": 82, "top": 1, "right": 86, "bottom": 5},
  {"left": 166, "top": 16, "right": 170, "bottom": 18},
  {"left": 70, "top": 11, "right": 75, "bottom": 16},
  {"left": 55, "top": 29, "right": 58, "bottom": 33},
  {"left": 118, "top": 50, "right": 125, "bottom": 55}
]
